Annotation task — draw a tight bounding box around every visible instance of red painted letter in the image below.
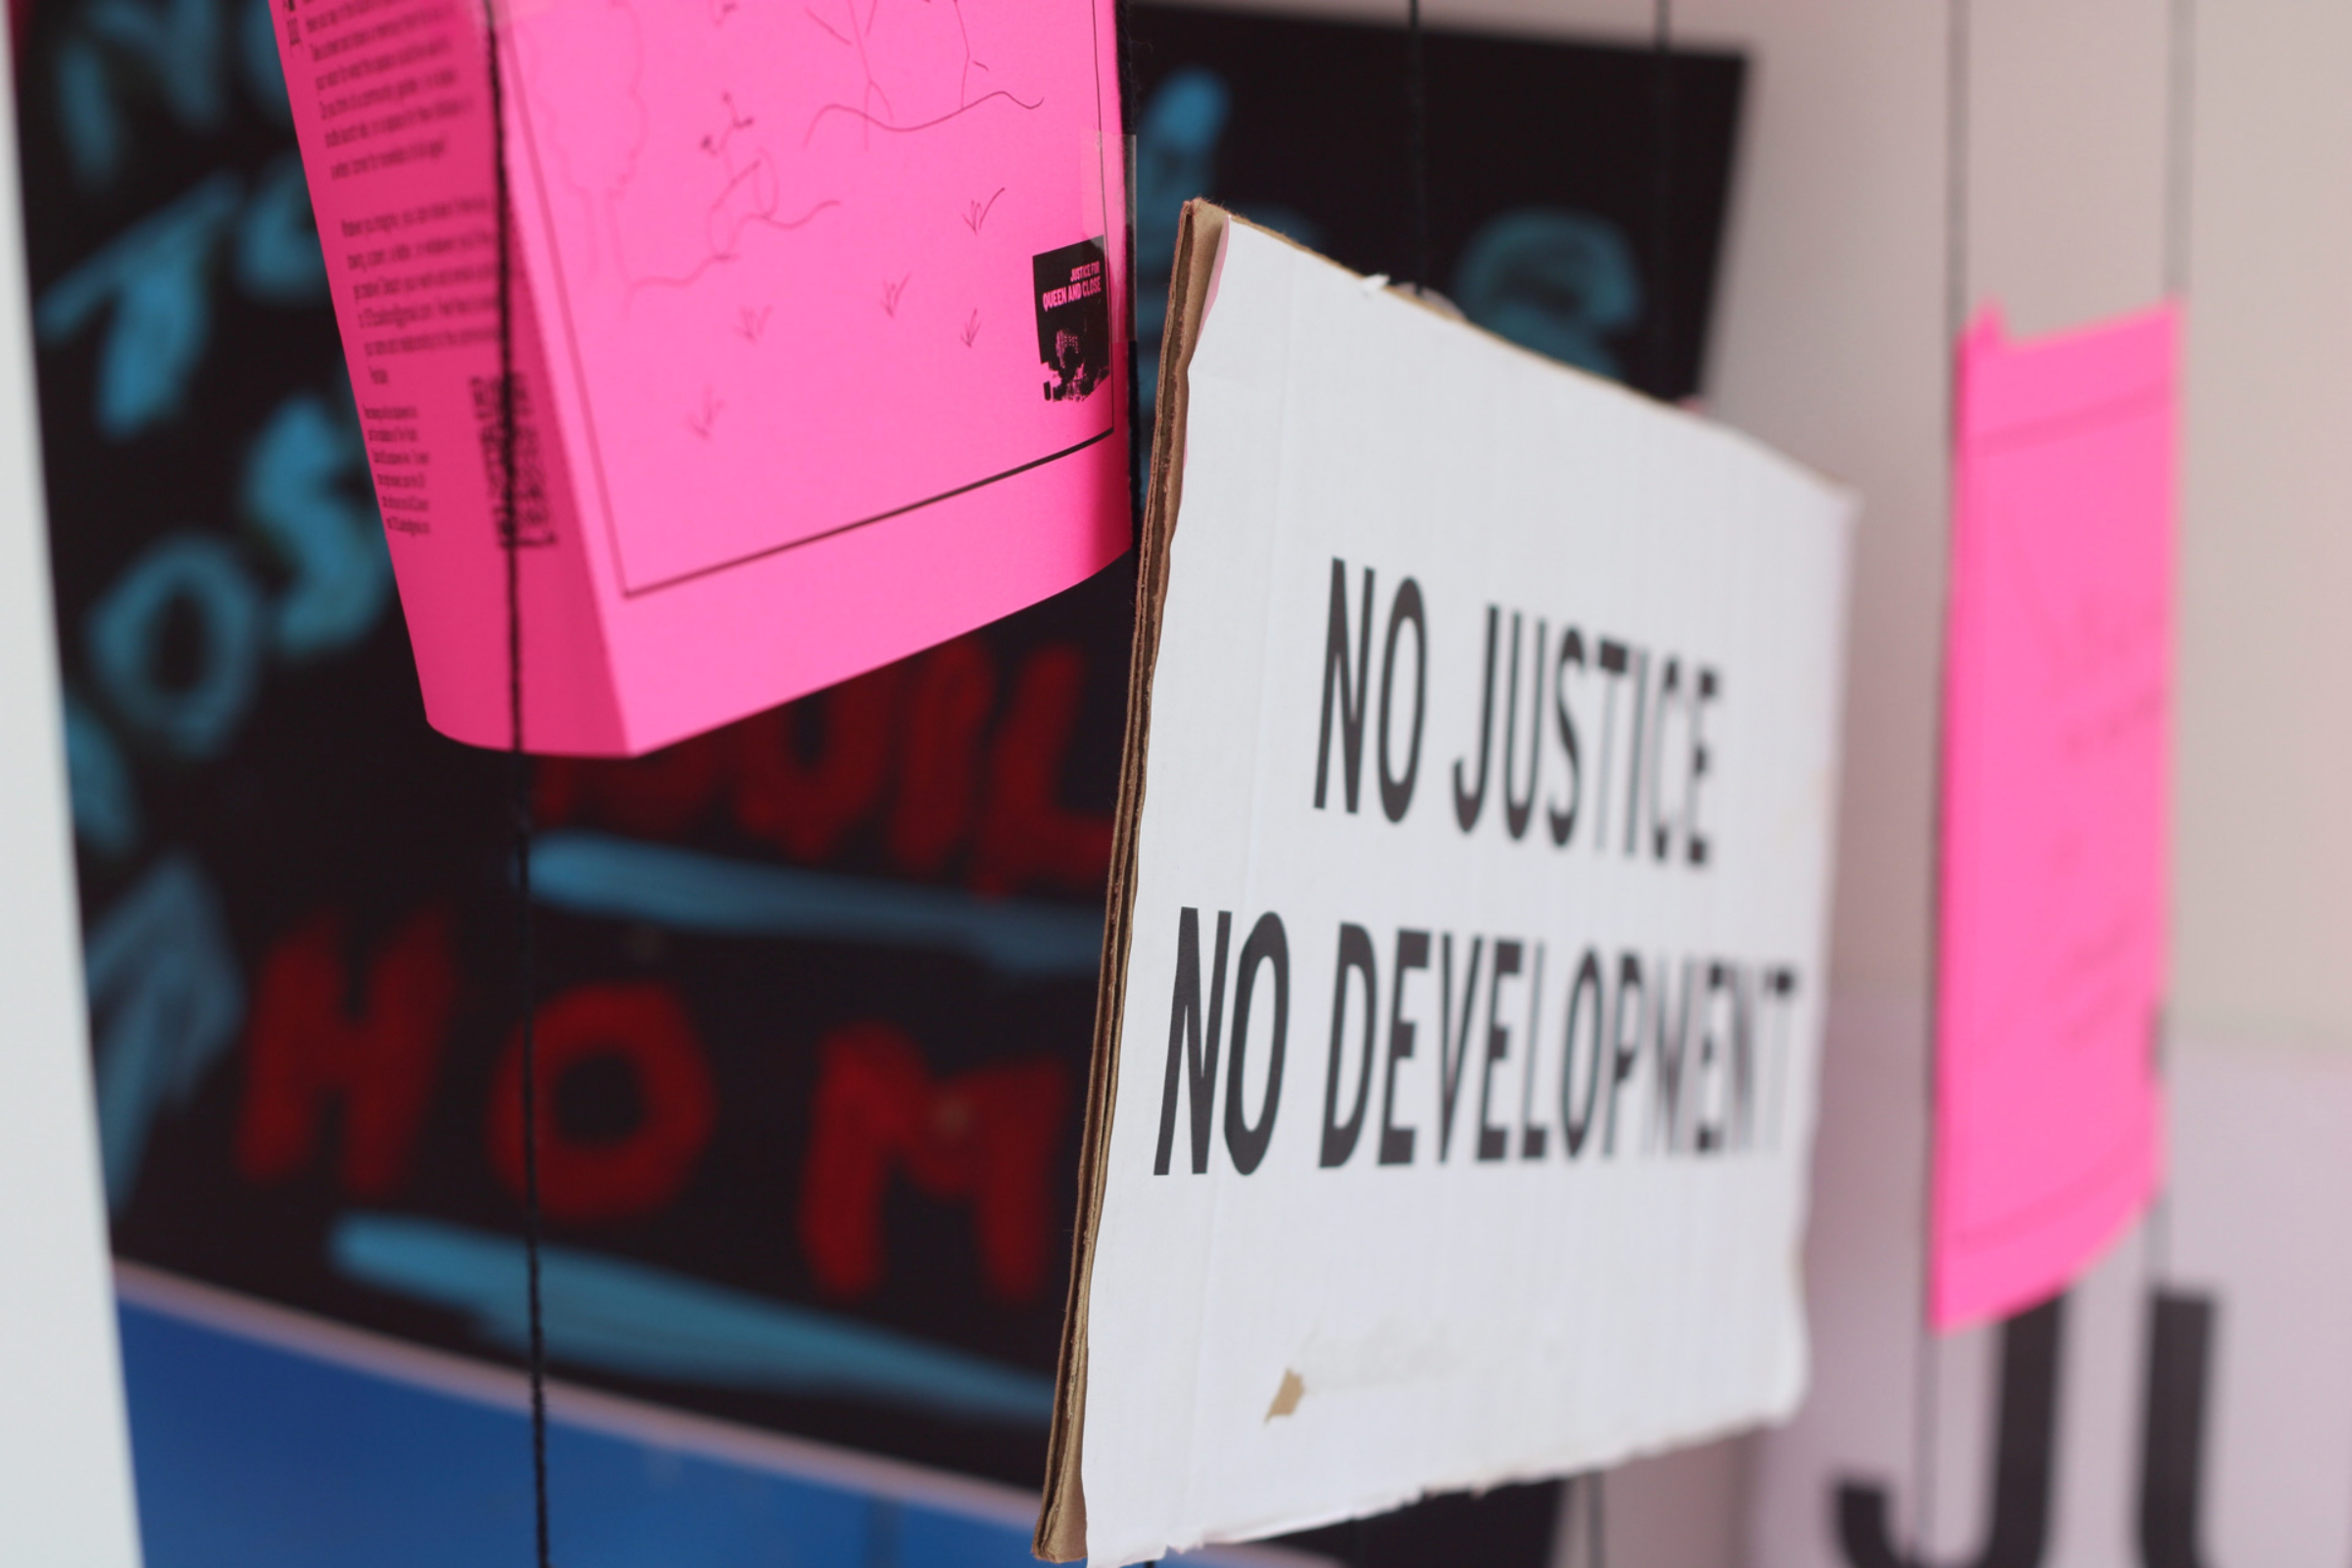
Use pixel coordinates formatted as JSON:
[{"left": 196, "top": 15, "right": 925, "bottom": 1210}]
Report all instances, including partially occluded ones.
[
  {"left": 799, "top": 1021, "right": 1069, "bottom": 1302},
  {"left": 734, "top": 664, "right": 904, "bottom": 861},
  {"left": 970, "top": 645, "right": 1113, "bottom": 896},
  {"left": 889, "top": 637, "right": 996, "bottom": 876},
  {"left": 488, "top": 983, "right": 717, "bottom": 1222},
  {"left": 236, "top": 908, "right": 457, "bottom": 1198}
]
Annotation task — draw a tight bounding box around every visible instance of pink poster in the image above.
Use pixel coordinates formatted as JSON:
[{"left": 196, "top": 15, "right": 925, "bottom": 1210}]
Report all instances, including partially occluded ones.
[
  {"left": 1934, "top": 302, "right": 2177, "bottom": 1331},
  {"left": 276, "top": 0, "right": 1129, "bottom": 755}
]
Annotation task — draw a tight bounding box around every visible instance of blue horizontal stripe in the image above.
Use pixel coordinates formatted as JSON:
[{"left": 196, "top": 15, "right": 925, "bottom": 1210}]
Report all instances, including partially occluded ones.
[
  {"left": 332, "top": 1214, "right": 1054, "bottom": 1425},
  {"left": 531, "top": 830, "right": 1103, "bottom": 980}
]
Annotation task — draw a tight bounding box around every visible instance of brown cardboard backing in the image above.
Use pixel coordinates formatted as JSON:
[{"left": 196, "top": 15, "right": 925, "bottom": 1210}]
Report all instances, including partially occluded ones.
[{"left": 1033, "top": 198, "right": 1229, "bottom": 1563}]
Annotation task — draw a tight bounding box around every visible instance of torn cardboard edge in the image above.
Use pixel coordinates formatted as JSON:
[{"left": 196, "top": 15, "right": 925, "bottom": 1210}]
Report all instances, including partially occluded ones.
[
  {"left": 1037, "top": 199, "right": 1468, "bottom": 1563},
  {"left": 1033, "top": 195, "right": 1229, "bottom": 1567}
]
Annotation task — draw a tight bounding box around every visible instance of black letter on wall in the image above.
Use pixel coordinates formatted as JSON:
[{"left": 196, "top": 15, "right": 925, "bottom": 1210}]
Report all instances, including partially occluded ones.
[
  {"left": 1835, "top": 1295, "right": 2065, "bottom": 1568},
  {"left": 2138, "top": 1291, "right": 2220, "bottom": 1568}
]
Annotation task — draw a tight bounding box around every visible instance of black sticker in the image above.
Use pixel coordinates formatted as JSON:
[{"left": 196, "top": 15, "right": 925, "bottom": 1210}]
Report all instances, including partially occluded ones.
[{"left": 1034, "top": 237, "right": 1111, "bottom": 403}]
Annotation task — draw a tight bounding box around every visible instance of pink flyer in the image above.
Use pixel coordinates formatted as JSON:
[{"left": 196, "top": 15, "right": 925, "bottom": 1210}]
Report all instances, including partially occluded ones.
[
  {"left": 1935, "top": 301, "right": 2177, "bottom": 1330},
  {"left": 277, "top": 0, "right": 1130, "bottom": 754}
]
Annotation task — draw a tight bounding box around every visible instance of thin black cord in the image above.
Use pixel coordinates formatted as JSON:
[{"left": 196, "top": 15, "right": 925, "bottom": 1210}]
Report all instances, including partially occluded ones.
[
  {"left": 1647, "top": 0, "right": 1674, "bottom": 399},
  {"left": 2163, "top": 0, "right": 2194, "bottom": 296},
  {"left": 2145, "top": 0, "right": 2191, "bottom": 1311},
  {"left": 1402, "top": 0, "right": 1429, "bottom": 290},
  {"left": 1912, "top": 0, "right": 1968, "bottom": 1557},
  {"left": 483, "top": 5, "right": 553, "bottom": 1564},
  {"left": 1943, "top": 0, "right": 1970, "bottom": 352}
]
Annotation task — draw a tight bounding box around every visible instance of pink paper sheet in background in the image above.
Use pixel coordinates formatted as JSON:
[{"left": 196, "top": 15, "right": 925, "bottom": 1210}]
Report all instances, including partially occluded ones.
[
  {"left": 1934, "top": 302, "right": 2177, "bottom": 1331},
  {"left": 277, "top": 0, "right": 1128, "bottom": 754}
]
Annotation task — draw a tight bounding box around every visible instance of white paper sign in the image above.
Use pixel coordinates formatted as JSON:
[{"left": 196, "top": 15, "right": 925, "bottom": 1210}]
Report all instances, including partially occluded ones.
[{"left": 1039, "top": 207, "right": 1855, "bottom": 1567}]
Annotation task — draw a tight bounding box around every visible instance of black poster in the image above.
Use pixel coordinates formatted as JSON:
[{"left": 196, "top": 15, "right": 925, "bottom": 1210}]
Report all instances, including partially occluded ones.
[{"left": 1128, "top": 5, "right": 1745, "bottom": 404}]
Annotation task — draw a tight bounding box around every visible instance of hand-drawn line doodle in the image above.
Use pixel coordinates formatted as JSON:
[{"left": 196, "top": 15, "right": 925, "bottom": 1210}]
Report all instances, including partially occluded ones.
[
  {"left": 805, "top": 6, "right": 851, "bottom": 45},
  {"left": 685, "top": 385, "right": 723, "bottom": 439},
  {"left": 525, "top": 0, "right": 650, "bottom": 283},
  {"left": 962, "top": 187, "right": 1004, "bottom": 234},
  {"left": 948, "top": 0, "right": 991, "bottom": 107},
  {"left": 699, "top": 90, "right": 756, "bottom": 160},
  {"left": 959, "top": 308, "right": 981, "bottom": 348},
  {"left": 736, "top": 306, "right": 771, "bottom": 343},
  {"left": 627, "top": 89, "right": 844, "bottom": 304},
  {"left": 705, "top": 157, "right": 776, "bottom": 253},
  {"left": 881, "top": 274, "right": 910, "bottom": 318},
  {"left": 804, "top": 0, "right": 1038, "bottom": 148},
  {"left": 625, "top": 197, "right": 841, "bottom": 303},
  {"left": 806, "top": 90, "right": 1041, "bottom": 148},
  {"left": 839, "top": 0, "right": 894, "bottom": 149}
]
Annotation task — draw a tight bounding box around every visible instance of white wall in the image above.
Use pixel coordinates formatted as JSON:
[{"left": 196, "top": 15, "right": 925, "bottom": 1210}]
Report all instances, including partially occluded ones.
[
  {"left": 2174, "top": 0, "right": 2352, "bottom": 1045},
  {"left": 0, "top": 24, "right": 148, "bottom": 1568}
]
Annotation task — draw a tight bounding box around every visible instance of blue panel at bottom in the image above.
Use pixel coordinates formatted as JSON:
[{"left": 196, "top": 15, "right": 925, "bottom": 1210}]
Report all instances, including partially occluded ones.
[{"left": 118, "top": 1298, "right": 1037, "bottom": 1568}]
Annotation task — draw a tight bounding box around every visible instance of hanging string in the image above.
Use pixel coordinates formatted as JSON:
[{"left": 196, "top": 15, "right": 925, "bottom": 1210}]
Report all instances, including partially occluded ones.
[
  {"left": 1646, "top": 0, "right": 1674, "bottom": 398},
  {"left": 1910, "top": 0, "right": 1970, "bottom": 1556},
  {"left": 1942, "top": 0, "right": 1971, "bottom": 352},
  {"left": 2143, "top": 0, "right": 2194, "bottom": 1308},
  {"left": 1403, "top": 0, "right": 1430, "bottom": 290},
  {"left": 482, "top": 3, "right": 554, "bottom": 1565},
  {"left": 2163, "top": 0, "right": 2194, "bottom": 298}
]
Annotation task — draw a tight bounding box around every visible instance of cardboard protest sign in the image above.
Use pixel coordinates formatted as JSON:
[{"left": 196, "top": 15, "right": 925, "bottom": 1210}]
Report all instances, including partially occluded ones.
[
  {"left": 1039, "top": 204, "right": 1854, "bottom": 1565},
  {"left": 1933, "top": 303, "right": 2176, "bottom": 1331},
  {"left": 274, "top": 0, "right": 1129, "bottom": 755}
]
